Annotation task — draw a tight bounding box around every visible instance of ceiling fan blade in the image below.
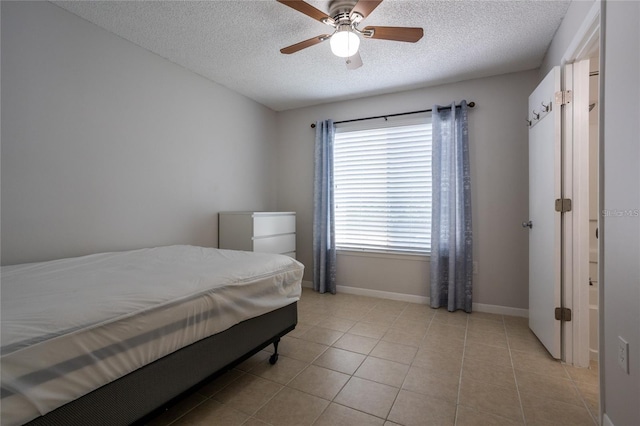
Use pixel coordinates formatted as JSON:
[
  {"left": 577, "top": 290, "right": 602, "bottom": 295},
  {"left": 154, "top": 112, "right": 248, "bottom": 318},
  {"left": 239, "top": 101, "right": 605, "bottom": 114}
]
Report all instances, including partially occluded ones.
[
  {"left": 350, "top": 0, "right": 383, "bottom": 20},
  {"left": 363, "top": 26, "right": 424, "bottom": 42},
  {"left": 346, "top": 51, "right": 363, "bottom": 70},
  {"left": 277, "top": 0, "right": 335, "bottom": 25},
  {"left": 280, "top": 34, "right": 330, "bottom": 54}
]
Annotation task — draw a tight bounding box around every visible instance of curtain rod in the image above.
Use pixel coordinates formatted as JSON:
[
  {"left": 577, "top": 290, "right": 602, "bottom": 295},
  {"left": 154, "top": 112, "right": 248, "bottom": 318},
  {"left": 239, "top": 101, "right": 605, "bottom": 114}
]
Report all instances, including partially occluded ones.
[{"left": 310, "top": 101, "right": 475, "bottom": 128}]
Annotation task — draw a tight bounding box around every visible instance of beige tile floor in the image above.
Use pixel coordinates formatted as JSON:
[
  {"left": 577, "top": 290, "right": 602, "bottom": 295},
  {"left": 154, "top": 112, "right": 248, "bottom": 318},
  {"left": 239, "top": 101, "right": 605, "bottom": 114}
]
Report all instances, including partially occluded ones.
[{"left": 147, "top": 288, "right": 599, "bottom": 426}]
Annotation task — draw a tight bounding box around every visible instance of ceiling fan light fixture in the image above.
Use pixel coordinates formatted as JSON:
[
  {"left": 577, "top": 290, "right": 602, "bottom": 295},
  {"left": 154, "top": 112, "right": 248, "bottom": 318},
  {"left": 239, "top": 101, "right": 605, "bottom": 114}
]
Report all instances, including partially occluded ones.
[{"left": 330, "top": 26, "right": 360, "bottom": 57}]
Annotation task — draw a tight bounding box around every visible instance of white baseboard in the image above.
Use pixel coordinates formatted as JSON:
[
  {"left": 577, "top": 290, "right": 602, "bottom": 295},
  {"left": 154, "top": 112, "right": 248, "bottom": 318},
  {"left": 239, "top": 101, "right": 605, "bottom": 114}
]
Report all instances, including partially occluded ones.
[
  {"left": 336, "top": 285, "right": 429, "bottom": 304},
  {"left": 302, "top": 281, "right": 528, "bottom": 317},
  {"left": 602, "top": 413, "right": 614, "bottom": 426},
  {"left": 472, "top": 302, "right": 529, "bottom": 318}
]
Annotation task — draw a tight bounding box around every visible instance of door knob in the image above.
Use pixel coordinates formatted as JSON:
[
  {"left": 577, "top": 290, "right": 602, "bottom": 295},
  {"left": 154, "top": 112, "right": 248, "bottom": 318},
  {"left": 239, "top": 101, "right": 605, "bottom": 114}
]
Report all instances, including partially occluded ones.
[{"left": 522, "top": 221, "right": 533, "bottom": 229}]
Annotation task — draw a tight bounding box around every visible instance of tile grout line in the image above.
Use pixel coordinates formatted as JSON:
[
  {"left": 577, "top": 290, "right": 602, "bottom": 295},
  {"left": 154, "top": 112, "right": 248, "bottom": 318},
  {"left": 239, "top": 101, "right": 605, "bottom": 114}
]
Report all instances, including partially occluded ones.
[
  {"left": 338, "top": 303, "right": 415, "bottom": 422},
  {"left": 170, "top": 293, "right": 597, "bottom": 426},
  {"left": 452, "top": 311, "right": 470, "bottom": 426},
  {"left": 180, "top": 298, "right": 404, "bottom": 425},
  {"left": 220, "top": 329, "right": 333, "bottom": 425},
  {"left": 287, "top": 297, "right": 406, "bottom": 424},
  {"left": 563, "top": 364, "right": 599, "bottom": 426},
  {"left": 306, "top": 336, "right": 357, "bottom": 426},
  {"left": 242, "top": 347, "right": 332, "bottom": 424},
  {"left": 163, "top": 366, "right": 249, "bottom": 426},
  {"left": 377, "top": 300, "right": 409, "bottom": 422},
  {"left": 505, "top": 320, "right": 529, "bottom": 426},
  {"left": 342, "top": 300, "right": 437, "bottom": 423}
]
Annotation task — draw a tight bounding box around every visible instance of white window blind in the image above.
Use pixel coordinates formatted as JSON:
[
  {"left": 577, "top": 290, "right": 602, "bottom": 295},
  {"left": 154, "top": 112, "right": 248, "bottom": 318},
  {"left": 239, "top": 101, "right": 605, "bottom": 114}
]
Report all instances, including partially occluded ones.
[{"left": 334, "top": 118, "right": 432, "bottom": 254}]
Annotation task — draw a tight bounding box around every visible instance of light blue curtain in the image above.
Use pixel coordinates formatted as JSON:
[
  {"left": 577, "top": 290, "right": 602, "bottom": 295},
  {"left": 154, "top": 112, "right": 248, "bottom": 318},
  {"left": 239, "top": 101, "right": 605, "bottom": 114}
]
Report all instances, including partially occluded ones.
[
  {"left": 430, "top": 101, "right": 473, "bottom": 312},
  {"left": 313, "top": 120, "right": 337, "bottom": 294}
]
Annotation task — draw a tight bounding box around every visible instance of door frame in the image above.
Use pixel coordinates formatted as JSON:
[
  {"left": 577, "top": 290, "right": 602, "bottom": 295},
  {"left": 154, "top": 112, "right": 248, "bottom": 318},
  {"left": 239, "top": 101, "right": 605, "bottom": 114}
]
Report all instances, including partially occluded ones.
[{"left": 559, "top": 1, "right": 600, "bottom": 368}]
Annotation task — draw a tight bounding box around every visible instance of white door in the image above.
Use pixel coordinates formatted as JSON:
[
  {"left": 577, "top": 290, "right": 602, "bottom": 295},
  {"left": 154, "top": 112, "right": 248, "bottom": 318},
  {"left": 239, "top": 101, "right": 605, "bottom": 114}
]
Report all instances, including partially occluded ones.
[{"left": 527, "top": 66, "right": 562, "bottom": 359}]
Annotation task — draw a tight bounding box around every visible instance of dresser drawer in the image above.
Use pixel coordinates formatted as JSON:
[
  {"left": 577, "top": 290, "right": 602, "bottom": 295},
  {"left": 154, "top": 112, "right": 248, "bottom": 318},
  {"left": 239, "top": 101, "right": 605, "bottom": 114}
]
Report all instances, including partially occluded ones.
[
  {"left": 253, "top": 214, "right": 295, "bottom": 237},
  {"left": 219, "top": 211, "right": 296, "bottom": 255},
  {"left": 253, "top": 234, "right": 295, "bottom": 254}
]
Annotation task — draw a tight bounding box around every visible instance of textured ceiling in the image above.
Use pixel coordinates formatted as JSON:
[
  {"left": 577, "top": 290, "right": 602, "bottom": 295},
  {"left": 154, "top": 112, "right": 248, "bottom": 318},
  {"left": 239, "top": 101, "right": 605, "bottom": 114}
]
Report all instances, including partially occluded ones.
[{"left": 53, "top": 0, "right": 571, "bottom": 111}]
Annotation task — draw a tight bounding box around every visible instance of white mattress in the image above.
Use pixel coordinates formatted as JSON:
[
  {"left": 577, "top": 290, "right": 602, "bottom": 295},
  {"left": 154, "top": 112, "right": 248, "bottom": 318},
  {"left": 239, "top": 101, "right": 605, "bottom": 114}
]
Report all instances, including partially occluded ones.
[{"left": 1, "top": 245, "right": 303, "bottom": 426}]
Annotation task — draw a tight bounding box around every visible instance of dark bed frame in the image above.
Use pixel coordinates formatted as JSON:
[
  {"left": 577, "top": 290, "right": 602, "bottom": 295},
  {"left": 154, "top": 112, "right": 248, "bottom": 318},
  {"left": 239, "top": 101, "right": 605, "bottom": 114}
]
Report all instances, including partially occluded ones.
[{"left": 24, "top": 302, "right": 297, "bottom": 426}]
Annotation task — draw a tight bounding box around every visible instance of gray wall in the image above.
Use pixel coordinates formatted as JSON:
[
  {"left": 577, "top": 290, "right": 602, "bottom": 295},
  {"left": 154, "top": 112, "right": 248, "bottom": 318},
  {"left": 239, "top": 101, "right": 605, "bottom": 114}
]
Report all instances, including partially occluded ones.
[
  {"left": 276, "top": 70, "right": 538, "bottom": 309},
  {"left": 601, "top": 1, "right": 640, "bottom": 424},
  {"left": 542, "top": 0, "right": 640, "bottom": 422},
  {"left": 540, "top": 0, "right": 596, "bottom": 77},
  {"left": 1, "top": 1, "right": 278, "bottom": 265}
]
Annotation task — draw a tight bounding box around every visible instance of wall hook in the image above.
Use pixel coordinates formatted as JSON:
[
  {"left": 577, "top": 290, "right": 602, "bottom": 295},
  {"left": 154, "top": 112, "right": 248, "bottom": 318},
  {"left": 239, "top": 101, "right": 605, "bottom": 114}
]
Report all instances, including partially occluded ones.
[
  {"left": 532, "top": 109, "right": 540, "bottom": 120},
  {"left": 540, "top": 102, "right": 549, "bottom": 112}
]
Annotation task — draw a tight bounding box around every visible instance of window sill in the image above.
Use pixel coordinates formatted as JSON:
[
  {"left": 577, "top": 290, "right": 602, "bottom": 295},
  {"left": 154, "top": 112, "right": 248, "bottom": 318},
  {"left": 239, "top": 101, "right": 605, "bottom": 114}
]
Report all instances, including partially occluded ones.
[{"left": 336, "top": 249, "right": 430, "bottom": 262}]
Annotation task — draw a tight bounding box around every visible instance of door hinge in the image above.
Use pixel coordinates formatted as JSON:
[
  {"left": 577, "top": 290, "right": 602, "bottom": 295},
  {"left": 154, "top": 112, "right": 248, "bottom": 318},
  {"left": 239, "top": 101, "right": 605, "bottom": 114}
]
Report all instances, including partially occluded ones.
[
  {"left": 555, "top": 90, "right": 572, "bottom": 106},
  {"left": 555, "top": 307, "right": 572, "bottom": 322},
  {"left": 555, "top": 198, "right": 572, "bottom": 213}
]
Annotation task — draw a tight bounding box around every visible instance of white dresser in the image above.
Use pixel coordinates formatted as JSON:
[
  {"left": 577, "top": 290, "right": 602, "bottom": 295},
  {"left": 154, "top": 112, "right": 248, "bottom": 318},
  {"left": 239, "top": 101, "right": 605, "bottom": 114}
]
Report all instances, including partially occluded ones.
[{"left": 218, "top": 212, "right": 296, "bottom": 258}]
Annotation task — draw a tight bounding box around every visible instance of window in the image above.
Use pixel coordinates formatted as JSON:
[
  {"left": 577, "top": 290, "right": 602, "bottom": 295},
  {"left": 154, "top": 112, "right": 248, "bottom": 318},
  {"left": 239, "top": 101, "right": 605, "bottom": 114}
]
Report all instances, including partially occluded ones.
[{"left": 334, "top": 117, "right": 432, "bottom": 254}]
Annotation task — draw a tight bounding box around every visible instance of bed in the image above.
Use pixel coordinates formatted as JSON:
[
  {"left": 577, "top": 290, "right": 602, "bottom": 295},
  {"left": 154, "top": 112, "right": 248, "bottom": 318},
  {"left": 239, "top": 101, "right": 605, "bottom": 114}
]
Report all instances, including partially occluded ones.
[{"left": 1, "top": 245, "right": 303, "bottom": 426}]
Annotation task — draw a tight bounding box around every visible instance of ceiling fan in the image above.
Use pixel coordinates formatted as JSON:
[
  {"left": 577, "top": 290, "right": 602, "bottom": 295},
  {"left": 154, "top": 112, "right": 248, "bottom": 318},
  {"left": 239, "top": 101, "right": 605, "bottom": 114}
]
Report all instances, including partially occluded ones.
[{"left": 277, "top": 0, "right": 423, "bottom": 69}]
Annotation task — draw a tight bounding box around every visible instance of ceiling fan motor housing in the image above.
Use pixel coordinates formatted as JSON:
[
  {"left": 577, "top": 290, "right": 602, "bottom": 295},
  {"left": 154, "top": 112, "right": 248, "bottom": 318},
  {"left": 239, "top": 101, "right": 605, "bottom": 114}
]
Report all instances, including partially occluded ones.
[
  {"left": 328, "top": 0, "right": 373, "bottom": 39},
  {"left": 329, "top": 0, "right": 360, "bottom": 23}
]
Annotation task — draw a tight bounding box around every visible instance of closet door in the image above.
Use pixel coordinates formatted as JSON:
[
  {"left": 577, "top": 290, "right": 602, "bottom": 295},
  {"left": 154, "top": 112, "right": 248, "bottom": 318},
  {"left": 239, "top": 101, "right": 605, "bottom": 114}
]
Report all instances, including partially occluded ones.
[{"left": 526, "top": 66, "right": 562, "bottom": 359}]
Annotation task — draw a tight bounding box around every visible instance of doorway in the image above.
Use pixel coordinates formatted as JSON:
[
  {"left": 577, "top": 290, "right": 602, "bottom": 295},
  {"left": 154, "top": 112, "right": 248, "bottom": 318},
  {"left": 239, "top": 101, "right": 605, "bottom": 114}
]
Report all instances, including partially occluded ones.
[
  {"left": 567, "top": 28, "right": 601, "bottom": 370},
  {"left": 526, "top": 3, "right": 600, "bottom": 369},
  {"left": 587, "top": 54, "right": 600, "bottom": 363}
]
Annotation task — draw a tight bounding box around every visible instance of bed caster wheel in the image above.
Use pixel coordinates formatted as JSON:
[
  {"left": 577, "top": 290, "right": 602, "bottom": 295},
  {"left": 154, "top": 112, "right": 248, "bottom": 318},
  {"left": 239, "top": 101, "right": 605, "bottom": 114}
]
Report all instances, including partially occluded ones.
[{"left": 269, "top": 353, "right": 279, "bottom": 365}]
